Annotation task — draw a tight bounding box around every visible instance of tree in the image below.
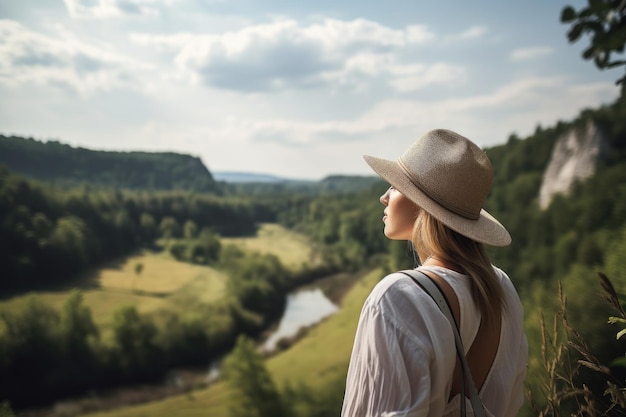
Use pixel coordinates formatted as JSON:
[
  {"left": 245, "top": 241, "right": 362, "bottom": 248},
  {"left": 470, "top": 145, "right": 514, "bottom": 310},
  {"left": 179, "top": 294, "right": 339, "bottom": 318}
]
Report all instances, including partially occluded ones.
[
  {"left": 58, "top": 290, "right": 100, "bottom": 392},
  {"left": 48, "top": 216, "right": 90, "bottom": 268},
  {"left": 222, "top": 335, "right": 286, "bottom": 417},
  {"left": 139, "top": 212, "right": 157, "bottom": 243},
  {"left": 60, "top": 290, "right": 99, "bottom": 356},
  {"left": 112, "top": 305, "right": 158, "bottom": 371},
  {"left": 562, "top": 0, "right": 626, "bottom": 87},
  {"left": 183, "top": 219, "right": 198, "bottom": 239},
  {"left": 32, "top": 212, "right": 53, "bottom": 240},
  {"left": 0, "top": 296, "right": 62, "bottom": 407},
  {"left": 196, "top": 227, "right": 221, "bottom": 263},
  {"left": 159, "top": 216, "right": 180, "bottom": 240},
  {"left": 134, "top": 262, "right": 144, "bottom": 276},
  {"left": 168, "top": 241, "right": 187, "bottom": 261},
  {"left": 226, "top": 253, "right": 287, "bottom": 322}
]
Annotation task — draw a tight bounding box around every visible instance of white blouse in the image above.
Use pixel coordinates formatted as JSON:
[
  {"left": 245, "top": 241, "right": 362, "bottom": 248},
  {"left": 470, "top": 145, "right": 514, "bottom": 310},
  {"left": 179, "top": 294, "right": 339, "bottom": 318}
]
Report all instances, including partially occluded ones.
[{"left": 342, "top": 266, "right": 528, "bottom": 417}]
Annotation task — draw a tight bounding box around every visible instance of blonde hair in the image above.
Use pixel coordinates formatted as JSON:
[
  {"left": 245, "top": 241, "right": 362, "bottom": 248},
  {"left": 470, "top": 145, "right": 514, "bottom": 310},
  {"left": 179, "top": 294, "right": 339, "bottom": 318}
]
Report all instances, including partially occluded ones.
[{"left": 412, "top": 208, "right": 505, "bottom": 328}]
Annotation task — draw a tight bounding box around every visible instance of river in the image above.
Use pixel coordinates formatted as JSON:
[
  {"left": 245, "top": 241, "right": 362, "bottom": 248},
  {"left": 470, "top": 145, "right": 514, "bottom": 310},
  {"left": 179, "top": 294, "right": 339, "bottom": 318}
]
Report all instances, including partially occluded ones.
[
  {"left": 262, "top": 286, "right": 339, "bottom": 351},
  {"left": 207, "top": 285, "right": 339, "bottom": 381}
]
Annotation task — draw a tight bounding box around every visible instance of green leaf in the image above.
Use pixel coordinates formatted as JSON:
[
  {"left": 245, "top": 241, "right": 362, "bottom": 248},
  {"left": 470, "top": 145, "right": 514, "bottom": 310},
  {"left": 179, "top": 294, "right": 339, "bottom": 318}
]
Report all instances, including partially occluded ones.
[
  {"left": 583, "top": 45, "right": 597, "bottom": 60},
  {"left": 611, "top": 356, "right": 626, "bottom": 368},
  {"left": 568, "top": 22, "right": 586, "bottom": 42},
  {"left": 618, "top": 328, "right": 626, "bottom": 340},
  {"left": 605, "top": 31, "right": 626, "bottom": 50},
  {"left": 589, "top": 0, "right": 608, "bottom": 13},
  {"left": 579, "top": 9, "right": 594, "bottom": 18},
  {"left": 561, "top": 6, "right": 578, "bottom": 22}
]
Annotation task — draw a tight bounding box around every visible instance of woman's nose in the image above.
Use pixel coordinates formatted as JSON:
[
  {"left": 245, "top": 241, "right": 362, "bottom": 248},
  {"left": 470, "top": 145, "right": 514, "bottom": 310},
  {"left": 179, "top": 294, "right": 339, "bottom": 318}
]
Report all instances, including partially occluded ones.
[{"left": 380, "top": 190, "right": 389, "bottom": 205}]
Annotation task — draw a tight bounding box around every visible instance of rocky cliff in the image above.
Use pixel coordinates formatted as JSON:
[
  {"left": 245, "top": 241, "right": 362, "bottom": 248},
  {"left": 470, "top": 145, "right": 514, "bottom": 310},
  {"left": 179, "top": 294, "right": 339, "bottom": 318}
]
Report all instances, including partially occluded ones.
[{"left": 539, "top": 121, "right": 609, "bottom": 209}]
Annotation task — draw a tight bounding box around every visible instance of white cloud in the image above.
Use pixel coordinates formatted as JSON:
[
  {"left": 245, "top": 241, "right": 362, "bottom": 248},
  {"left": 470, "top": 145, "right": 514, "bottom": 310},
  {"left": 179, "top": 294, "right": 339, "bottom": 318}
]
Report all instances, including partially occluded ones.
[
  {"left": 207, "top": 76, "right": 617, "bottom": 148},
  {"left": 0, "top": 20, "right": 152, "bottom": 95},
  {"left": 131, "top": 17, "right": 442, "bottom": 92},
  {"left": 442, "top": 76, "right": 564, "bottom": 109},
  {"left": 455, "top": 26, "right": 488, "bottom": 40},
  {"left": 63, "top": 0, "right": 159, "bottom": 19},
  {"left": 510, "top": 46, "right": 554, "bottom": 61},
  {"left": 389, "top": 62, "right": 465, "bottom": 92}
]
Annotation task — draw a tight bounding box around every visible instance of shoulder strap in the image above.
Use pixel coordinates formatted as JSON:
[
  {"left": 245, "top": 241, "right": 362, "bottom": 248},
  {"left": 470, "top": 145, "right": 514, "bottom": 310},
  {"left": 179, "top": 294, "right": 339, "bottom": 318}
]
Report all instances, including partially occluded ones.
[{"left": 399, "top": 270, "right": 487, "bottom": 417}]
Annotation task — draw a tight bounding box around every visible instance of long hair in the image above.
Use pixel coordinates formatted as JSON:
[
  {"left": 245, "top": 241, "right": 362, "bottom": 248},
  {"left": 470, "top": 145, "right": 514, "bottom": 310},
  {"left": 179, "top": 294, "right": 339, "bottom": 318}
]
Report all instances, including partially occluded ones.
[{"left": 412, "top": 209, "right": 505, "bottom": 328}]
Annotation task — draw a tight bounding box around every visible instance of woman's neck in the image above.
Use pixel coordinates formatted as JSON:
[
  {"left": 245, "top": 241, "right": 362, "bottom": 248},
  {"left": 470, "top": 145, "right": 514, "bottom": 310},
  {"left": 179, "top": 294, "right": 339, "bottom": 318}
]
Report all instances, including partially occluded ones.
[{"left": 422, "top": 255, "right": 464, "bottom": 274}]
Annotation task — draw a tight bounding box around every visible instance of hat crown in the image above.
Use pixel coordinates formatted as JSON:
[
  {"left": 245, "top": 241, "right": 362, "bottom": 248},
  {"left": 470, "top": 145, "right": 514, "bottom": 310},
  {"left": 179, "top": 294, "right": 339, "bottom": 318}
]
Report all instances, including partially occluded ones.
[{"left": 398, "top": 129, "right": 492, "bottom": 219}]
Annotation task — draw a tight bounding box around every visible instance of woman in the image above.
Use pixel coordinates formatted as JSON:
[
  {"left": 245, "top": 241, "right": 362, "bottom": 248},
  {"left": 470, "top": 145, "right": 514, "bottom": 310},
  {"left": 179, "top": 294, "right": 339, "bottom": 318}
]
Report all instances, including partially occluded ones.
[{"left": 342, "top": 129, "right": 528, "bottom": 417}]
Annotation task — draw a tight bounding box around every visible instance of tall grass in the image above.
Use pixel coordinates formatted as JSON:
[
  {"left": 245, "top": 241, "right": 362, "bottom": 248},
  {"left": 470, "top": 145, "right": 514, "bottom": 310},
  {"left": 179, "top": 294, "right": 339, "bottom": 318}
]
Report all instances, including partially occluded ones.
[{"left": 527, "top": 273, "right": 626, "bottom": 417}]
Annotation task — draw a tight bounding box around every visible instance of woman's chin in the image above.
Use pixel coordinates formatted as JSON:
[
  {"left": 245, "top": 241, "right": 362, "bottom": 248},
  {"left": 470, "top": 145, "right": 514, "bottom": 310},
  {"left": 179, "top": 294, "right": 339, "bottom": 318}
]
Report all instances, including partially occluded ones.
[{"left": 384, "top": 230, "right": 401, "bottom": 240}]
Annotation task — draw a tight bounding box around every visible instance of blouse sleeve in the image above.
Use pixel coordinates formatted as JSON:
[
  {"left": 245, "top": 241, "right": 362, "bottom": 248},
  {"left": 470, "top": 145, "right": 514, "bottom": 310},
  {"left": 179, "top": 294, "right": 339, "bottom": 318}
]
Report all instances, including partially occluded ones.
[{"left": 341, "top": 276, "right": 454, "bottom": 417}]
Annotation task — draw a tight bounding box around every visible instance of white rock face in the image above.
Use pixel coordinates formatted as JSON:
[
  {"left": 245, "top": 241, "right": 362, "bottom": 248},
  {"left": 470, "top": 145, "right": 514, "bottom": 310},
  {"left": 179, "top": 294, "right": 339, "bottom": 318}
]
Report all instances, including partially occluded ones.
[{"left": 539, "top": 121, "right": 607, "bottom": 209}]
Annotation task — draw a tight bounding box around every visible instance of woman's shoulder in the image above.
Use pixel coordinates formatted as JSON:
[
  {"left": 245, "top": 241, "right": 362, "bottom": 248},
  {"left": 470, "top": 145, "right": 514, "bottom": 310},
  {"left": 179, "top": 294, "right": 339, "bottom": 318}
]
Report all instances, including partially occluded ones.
[
  {"left": 492, "top": 265, "right": 525, "bottom": 316},
  {"left": 367, "top": 270, "right": 423, "bottom": 303},
  {"left": 367, "top": 268, "right": 467, "bottom": 304},
  {"left": 365, "top": 270, "right": 448, "bottom": 323},
  {"left": 361, "top": 270, "right": 456, "bottom": 355}
]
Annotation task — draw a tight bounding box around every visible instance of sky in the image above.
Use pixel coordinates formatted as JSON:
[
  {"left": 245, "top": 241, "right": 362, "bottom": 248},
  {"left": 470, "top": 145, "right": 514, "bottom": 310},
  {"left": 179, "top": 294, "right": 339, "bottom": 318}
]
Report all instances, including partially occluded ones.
[{"left": 0, "top": 0, "right": 623, "bottom": 180}]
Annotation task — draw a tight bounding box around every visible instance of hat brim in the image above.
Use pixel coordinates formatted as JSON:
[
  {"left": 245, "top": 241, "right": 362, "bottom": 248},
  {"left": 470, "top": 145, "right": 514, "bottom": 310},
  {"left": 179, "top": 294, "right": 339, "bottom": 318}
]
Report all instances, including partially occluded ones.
[{"left": 364, "top": 154, "right": 511, "bottom": 247}]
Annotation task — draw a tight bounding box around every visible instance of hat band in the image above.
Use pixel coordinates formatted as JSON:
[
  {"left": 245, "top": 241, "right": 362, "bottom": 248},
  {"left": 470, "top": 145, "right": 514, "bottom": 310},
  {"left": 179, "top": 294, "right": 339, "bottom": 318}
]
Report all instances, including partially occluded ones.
[{"left": 396, "top": 158, "right": 480, "bottom": 220}]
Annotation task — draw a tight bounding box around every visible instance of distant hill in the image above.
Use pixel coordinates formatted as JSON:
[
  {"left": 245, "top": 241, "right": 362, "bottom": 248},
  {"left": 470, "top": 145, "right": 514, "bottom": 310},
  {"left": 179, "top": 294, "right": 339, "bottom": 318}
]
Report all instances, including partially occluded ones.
[
  {"left": 318, "top": 175, "right": 382, "bottom": 193},
  {"left": 214, "top": 172, "right": 382, "bottom": 190},
  {"left": 214, "top": 171, "right": 293, "bottom": 183},
  {"left": 0, "top": 135, "right": 218, "bottom": 192},
  {"left": 219, "top": 173, "right": 381, "bottom": 196}
]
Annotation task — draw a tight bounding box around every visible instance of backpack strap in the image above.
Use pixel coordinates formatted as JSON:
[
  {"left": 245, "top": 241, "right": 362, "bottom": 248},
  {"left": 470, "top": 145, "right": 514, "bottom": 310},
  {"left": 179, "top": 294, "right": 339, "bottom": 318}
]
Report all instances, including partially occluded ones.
[{"left": 399, "top": 270, "right": 487, "bottom": 417}]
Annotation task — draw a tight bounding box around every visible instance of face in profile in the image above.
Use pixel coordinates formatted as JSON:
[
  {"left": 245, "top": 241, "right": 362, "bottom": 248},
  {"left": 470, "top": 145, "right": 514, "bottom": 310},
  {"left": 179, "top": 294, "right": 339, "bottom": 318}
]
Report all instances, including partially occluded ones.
[{"left": 380, "top": 186, "right": 417, "bottom": 241}]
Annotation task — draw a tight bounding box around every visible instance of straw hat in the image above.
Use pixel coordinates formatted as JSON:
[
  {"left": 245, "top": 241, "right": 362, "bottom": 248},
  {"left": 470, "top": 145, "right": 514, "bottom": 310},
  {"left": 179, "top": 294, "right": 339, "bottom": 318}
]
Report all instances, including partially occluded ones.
[{"left": 363, "top": 129, "right": 511, "bottom": 247}]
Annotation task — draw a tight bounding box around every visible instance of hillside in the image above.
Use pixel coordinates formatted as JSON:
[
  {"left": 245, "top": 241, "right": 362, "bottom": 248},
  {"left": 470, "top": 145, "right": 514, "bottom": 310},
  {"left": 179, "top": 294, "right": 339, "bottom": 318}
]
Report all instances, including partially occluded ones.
[{"left": 0, "top": 135, "right": 217, "bottom": 192}]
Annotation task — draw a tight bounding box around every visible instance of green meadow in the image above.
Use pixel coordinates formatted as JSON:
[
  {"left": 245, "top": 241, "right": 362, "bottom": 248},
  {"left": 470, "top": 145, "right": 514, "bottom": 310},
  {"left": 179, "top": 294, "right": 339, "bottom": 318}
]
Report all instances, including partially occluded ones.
[
  {"left": 0, "top": 252, "right": 226, "bottom": 339},
  {"left": 0, "top": 223, "right": 313, "bottom": 340},
  {"left": 221, "top": 223, "right": 316, "bottom": 270}
]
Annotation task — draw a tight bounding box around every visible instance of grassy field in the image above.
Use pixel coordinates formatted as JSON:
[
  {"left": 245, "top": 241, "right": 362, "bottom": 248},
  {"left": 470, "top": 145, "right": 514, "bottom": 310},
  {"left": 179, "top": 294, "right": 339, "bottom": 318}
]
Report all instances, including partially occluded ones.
[
  {"left": 222, "top": 223, "right": 316, "bottom": 270},
  {"left": 0, "top": 223, "right": 311, "bottom": 339},
  {"left": 0, "top": 251, "right": 227, "bottom": 338},
  {"left": 81, "top": 268, "right": 382, "bottom": 417}
]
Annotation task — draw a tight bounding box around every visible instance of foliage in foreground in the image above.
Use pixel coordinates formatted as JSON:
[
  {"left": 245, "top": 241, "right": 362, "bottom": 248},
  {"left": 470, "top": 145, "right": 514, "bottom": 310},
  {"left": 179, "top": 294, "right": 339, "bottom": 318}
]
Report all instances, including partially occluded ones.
[
  {"left": 0, "top": 401, "right": 15, "bottom": 417},
  {"left": 530, "top": 272, "right": 626, "bottom": 416},
  {"left": 561, "top": 0, "right": 626, "bottom": 87}
]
